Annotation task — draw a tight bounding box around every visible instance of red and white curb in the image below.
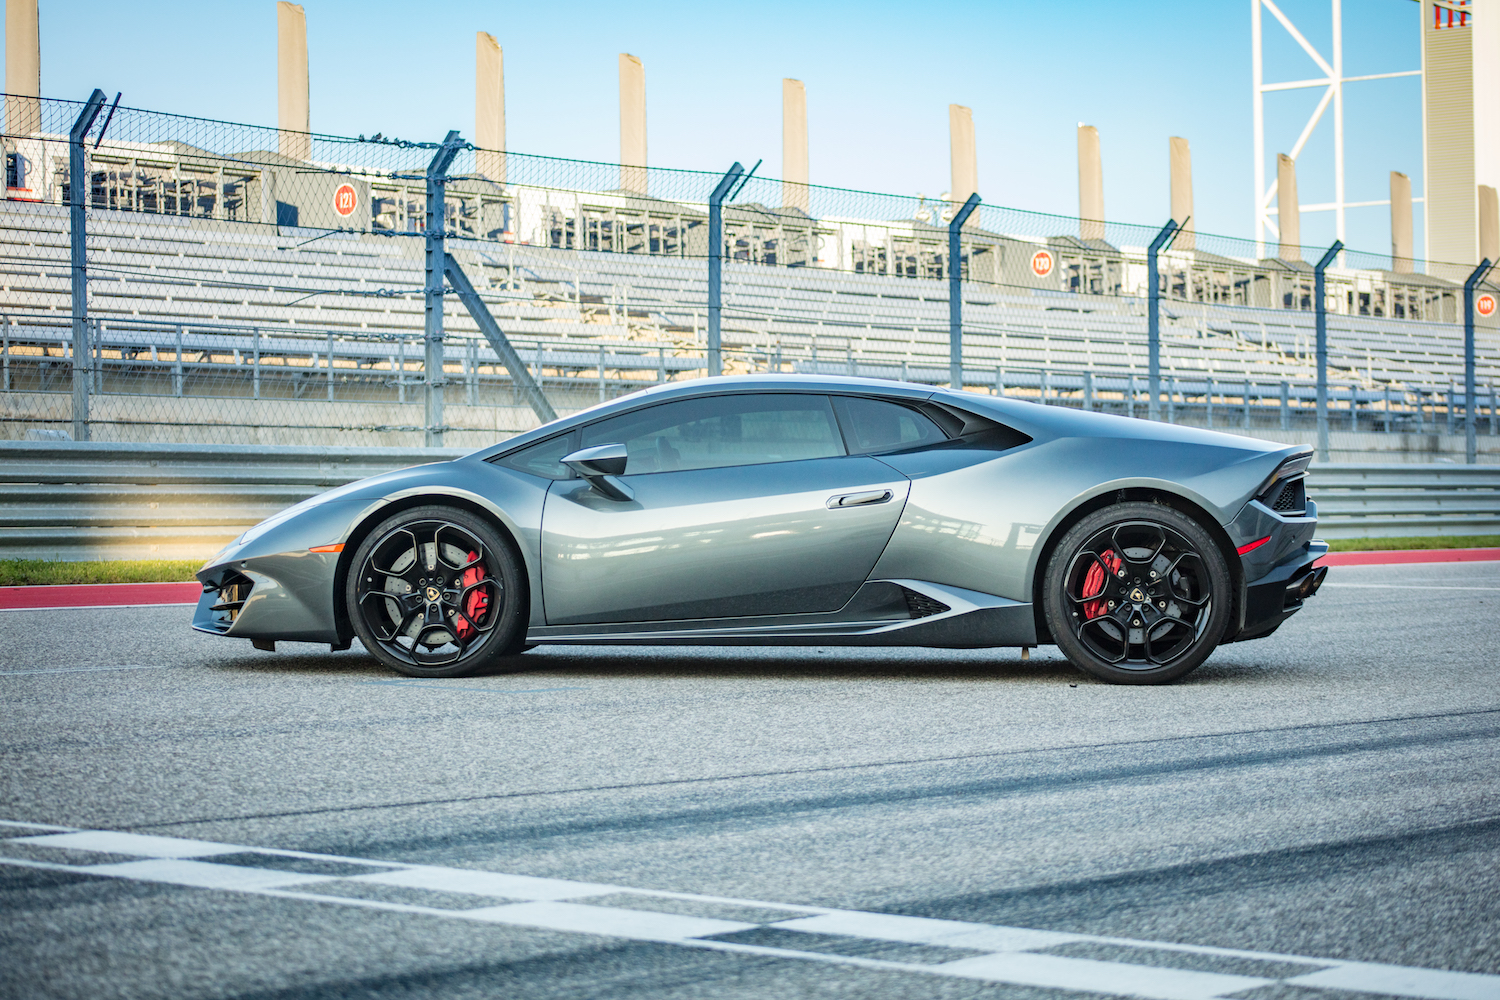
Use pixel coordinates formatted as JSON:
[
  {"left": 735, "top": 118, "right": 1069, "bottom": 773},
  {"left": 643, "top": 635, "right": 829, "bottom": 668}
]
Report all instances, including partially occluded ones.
[
  {"left": 0, "top": 548, "right": 1494, "bottom": 611},
  {"left": 0, "top": 581, "right": 202, "bottom": 611}
]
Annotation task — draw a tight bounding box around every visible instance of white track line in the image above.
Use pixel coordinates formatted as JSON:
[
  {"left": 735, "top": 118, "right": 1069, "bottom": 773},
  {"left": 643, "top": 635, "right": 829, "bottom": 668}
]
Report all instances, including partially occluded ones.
[
  {"left": 0, "top": 664, "right": 182, "bottom": 677},
  {"left": 1321, "top": 584, "right": 1500, "bottom": 591},
  {"left": 0, "top": 602, "right": 197, "bottom": 612},
  {"left": 4, "top": 823, "right": 1497, "bottom": 1000}
]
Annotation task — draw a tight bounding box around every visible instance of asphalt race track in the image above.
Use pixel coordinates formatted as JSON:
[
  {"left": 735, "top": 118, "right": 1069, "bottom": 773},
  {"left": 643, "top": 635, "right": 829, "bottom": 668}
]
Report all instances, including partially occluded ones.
[{"left": 2, "top": 560, "right": 1498, "bottom": 1000}]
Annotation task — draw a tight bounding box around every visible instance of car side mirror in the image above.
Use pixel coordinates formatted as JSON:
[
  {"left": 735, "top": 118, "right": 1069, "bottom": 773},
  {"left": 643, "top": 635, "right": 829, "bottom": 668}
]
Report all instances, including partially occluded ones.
[{"left": 561, "top": 443, "right": 634, "bottom": 501}]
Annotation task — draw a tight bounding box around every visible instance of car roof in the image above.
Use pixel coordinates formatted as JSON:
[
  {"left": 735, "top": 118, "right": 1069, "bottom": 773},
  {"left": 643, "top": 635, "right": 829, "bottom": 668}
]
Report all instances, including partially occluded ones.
[{"left": 465, "top": 375, "right": 938, "bottom": 461}]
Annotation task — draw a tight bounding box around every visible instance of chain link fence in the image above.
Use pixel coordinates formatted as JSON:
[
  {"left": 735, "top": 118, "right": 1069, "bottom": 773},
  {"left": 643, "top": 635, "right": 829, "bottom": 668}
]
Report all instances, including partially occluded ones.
[{"left": 3, "top": 92, "right": 1498, "bottom": 449}]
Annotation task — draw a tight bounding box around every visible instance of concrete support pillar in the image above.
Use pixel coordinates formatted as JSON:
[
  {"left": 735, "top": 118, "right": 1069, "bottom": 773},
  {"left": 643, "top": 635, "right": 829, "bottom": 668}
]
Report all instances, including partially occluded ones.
[
  {"left": 782, "top": 79, "right": 808, "bottom": 212},
  {"left": 949, "top": 104, "right": 977, "bottom": 220},
  {"left": 1169, "top": 136, "right": 1194, "bottom": 251},
  {"left": 4, "top": 0, "right": 41, "bottom": 135},
  {"left": 1481, "top": 185, "right": 1499, "bottom": 265},
  {"left": 1077, "top": 125, "right": 1104, "bottom": 241},
  {"left": 619, "top": 53, "right": 647, "bottom": 195},
  {"left": 1391, "top": 171, "right": 1414, "bottom": 273},
  {"left": 277, "top": 2, "right": 310, "bottom": 161},
  {"left": 475, "top": 32, "right": 506, "bottom": 185},
  {"left": 1277, "top": 153, "right": 1300, "bottom": 261}
]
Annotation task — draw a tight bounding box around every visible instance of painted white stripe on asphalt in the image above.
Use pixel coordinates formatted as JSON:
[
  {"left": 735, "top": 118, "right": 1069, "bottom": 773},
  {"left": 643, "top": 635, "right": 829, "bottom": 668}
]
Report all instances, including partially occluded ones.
[
  {"left": 79, "top": 858, "right": 339, "bottom": 891},
  {"left": 1286, "top": 961, "right": 1500, "bottom": 1000},
  {"left": 17, "top": 831, "right": 244, "bottom": 858},
  {"left": 6, "top": 821, "right": 1499, "bottom": 1000},
  {"left": 938, "top": 952, "right": 1270, "bottom": 1000},
  {"left": 0, "top": 602, "right": 197, "bottom": 612},
  {"left": 0, "top": 664, "right": 181, "bottom": 676},
  {"left": 462, "top": 900, "right": 756, "bottom": 942},
  {"left": 350, "top": 865, "right": 616, "bottom": 901},
  {"left": 0, "top": 820, "right": 75, "bottom": 832},
  {"left": 1322, "top": 584, "right": 1500, "bottom": 591},
  {"left": 774, "top": 912, "right": 1081, "bottom": 952}
]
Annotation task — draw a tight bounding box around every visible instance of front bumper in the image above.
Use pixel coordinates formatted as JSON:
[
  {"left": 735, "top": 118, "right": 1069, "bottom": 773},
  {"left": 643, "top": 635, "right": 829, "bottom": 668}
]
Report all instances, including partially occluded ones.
[
  {"left": 1225, "top": 496, "right": 1328, "bottom": 642},
  {"left": 192, "top": 497, "right": 375, "bottom": 646}
]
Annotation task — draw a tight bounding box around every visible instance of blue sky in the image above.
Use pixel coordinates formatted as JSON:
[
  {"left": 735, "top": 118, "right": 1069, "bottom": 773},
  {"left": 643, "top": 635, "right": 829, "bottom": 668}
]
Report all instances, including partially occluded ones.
[{"left": 8, "top": 0, "right": 1424, "bottom": 255}]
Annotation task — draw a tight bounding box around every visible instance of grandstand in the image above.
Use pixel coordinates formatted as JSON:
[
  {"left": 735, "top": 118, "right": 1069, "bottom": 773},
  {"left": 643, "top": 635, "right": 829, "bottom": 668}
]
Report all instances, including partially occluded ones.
[{"left": 2, "top": 106, "right": 1497, "bottom": 447}]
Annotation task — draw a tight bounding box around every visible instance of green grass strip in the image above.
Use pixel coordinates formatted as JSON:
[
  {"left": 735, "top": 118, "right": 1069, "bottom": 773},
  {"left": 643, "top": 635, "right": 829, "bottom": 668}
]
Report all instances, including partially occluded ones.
[
  {"left": 1322, "top": 534, "right": 1500, "bottom": 552},
  {"left": 0, "top": 559, "right": 202, "bottom": 587},
  {"left": 3, "top": 535, "right": 1498, "bottom": 588}
]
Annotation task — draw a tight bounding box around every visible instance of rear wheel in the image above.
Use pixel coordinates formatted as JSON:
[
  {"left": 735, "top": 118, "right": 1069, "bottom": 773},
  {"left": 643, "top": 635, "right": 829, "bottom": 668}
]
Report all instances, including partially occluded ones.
[
  {"left": 1043, "top": 502, "right": 1231, "bottom": 685},
  {"left": 346, "top": 505, "right": 528, "bottom": 678}
]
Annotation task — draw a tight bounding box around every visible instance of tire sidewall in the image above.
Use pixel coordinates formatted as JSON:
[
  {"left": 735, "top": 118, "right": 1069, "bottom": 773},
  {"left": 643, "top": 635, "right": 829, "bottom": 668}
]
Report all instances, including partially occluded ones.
[
  {"left": 346, "top": 505, "right": 527, "bottom": 678},
  {"left": 1044, "top": 502, "right": 1231, "bottom": 685}
]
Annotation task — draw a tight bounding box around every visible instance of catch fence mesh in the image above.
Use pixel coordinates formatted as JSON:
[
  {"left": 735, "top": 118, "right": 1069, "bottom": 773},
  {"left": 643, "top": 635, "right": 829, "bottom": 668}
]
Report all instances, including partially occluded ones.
[{"left": 3, "top": 93, "right": 1497, "bottom": 447}]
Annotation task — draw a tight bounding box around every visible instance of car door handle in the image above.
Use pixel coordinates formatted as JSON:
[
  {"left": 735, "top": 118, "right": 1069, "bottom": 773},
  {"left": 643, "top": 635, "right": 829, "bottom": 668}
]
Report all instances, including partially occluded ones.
[{"left": 826, "top": 490, "right": 893, "bottom": 509}]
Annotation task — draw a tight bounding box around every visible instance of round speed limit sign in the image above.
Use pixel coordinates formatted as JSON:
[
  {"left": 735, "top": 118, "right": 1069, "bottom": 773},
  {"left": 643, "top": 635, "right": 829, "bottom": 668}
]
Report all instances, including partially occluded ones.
[
  {"left": 1030, "top": 248, "right": 1055, "bottom": 278},
  {"left": 1479, "top": 293, "right": 1497, "bottom": 318},
  {"left": 333, "top": 183, "right": 358, "bottom": 218}
]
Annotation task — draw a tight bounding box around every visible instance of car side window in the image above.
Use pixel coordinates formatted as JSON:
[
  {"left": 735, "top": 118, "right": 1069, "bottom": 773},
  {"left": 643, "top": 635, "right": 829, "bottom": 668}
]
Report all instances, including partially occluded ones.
[
  {"left": 832, "top": 396, "right": 949, "bottom": 454},
  {"left": 493, "top": 431, "right": 577, "bottom": 480},
  {"left": 579, "top": 394, "right": 845, "bottom": 474}
]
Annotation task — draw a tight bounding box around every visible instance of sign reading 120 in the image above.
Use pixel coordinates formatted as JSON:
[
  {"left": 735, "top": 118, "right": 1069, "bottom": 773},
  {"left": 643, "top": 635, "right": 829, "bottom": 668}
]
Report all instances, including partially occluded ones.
[{"left": 1030, "top": 249, "right": 1055, "bottom": 278}]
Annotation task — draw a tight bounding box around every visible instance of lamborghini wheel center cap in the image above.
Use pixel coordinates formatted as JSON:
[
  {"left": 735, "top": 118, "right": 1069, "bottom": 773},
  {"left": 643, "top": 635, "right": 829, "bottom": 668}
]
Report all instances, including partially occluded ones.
[
  {"left": 1129, "top": 587, "right": 1146, "bottom": 603},
  {"left": 425, "top": 586, "right": 441, "bottom": 602}
]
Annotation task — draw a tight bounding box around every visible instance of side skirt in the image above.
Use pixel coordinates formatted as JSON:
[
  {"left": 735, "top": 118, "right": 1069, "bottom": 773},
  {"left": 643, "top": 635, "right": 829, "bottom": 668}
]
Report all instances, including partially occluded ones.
[{"left": 526, "top": 581, "right": 1039, "bottom": 649}]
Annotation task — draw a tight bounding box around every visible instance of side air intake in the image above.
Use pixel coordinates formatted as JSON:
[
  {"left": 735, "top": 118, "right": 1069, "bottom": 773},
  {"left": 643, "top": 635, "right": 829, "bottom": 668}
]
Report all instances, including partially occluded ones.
[{"left": 902, "top": 588, "right": 951, "bottom": 619}]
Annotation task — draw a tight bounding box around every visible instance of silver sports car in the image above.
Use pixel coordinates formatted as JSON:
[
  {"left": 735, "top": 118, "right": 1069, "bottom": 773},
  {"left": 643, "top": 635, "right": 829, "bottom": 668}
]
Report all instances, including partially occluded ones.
[{"left": 194, "top": 375, "right": 1328, "bottom": 684}]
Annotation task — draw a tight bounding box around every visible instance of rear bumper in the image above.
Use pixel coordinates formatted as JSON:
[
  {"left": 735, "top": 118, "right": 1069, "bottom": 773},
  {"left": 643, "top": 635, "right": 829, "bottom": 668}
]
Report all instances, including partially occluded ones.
[{"left": 1224, "top": 497, "right": 1328, "bottom": 642}]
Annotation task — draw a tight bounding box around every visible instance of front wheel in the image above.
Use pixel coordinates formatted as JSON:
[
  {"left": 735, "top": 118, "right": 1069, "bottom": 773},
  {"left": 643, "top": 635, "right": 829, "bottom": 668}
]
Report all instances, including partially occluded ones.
[
  {"left": 1042, "top": 502, "right": 1231, "bottom": 685},
  {"left": 346, "top": 505, "right": 528, "bottom": 677}
]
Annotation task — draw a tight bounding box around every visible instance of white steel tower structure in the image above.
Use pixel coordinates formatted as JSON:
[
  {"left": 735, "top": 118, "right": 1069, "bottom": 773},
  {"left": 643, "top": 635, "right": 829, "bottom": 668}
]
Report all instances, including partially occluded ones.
[{"left": 1250, "top": 0, "right": 1422, "bottom": 257}]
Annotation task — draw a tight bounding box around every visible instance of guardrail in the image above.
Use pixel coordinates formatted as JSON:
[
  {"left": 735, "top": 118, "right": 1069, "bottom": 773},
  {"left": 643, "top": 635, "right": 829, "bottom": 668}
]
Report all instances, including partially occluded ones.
[{"left": 0, "top": 442, "right": 1495, "bottom": 560}]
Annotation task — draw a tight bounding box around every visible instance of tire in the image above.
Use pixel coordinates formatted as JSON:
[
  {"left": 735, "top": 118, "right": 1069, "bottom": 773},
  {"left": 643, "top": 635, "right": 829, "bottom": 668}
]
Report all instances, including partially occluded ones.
[
  {"left": 346, "top": 505, "right": 528, "bottom": 678},
  {"left": 1042, "top": 502, "right": 1231, "bottom": 685}
]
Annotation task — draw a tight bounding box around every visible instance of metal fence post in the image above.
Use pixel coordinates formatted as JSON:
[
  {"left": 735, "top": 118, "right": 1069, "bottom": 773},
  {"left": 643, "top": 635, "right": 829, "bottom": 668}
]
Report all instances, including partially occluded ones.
[
  {"left": 424, "top": 131, "right": 463, "bottom": 447},
  {"left": 1146, "top": 219, "right": 1181, "bottom": 421},
  {"left": 1243, "top": 379, "right": 1251, "bottom": 428},
  {"left": 69, "top": 89, "right": 107, "bottom": 442},
  {"left": 707, "top": 162, "right": 745, "bottom": 378},
  {"left": 948, "top": 193, "right": 981, "bottom": 391},
  {"left": 1280, "top": 381, "right": 1289, "bottom": 430},
  {"left": 1462, "top": 259, "right": 1492, "bottom": 464},
  {"left": 1313, "top": 240, "right": 1344, "bottom": 463}
]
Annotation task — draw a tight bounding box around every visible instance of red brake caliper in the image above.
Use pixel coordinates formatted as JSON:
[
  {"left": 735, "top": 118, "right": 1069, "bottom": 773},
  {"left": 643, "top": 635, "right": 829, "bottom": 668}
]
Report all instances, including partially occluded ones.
[
  {"left": 1081, "top": 550, "right": 1122, "bottom": 620},
  {"left": 453, "top": 550, "right": 488, "bottom": 640}
]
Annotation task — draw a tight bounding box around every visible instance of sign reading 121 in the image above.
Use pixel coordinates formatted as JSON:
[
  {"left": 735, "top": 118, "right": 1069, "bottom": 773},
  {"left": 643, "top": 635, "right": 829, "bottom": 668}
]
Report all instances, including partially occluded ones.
[{"left": 333, "top": 183, "right": 358, "bottom": 218}]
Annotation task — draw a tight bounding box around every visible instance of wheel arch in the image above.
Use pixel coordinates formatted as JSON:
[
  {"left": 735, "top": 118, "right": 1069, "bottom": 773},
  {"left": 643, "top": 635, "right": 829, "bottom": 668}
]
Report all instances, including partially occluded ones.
[
  {"left": 331, "top": 489, "right": 536, "bottom": 645},
  {"left": 1028, "top": 486, "right": 1243, "bottom": 646}
]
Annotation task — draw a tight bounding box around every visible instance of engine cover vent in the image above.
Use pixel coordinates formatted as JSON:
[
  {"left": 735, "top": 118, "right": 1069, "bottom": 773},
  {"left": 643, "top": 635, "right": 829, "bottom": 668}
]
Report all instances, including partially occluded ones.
[
  {"left": 1271, "top": 478, "right": 1306, "bottom": 513},
  {"left": 902, "top": 588, "right": 951, "bottom": 619}
]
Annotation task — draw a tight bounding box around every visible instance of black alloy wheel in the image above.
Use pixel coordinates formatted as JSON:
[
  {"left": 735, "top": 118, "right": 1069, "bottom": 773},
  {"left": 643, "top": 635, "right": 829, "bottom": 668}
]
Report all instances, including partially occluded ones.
[
  {"left": 1043, "top": 502, "right": 1231, "bottom": 685},
  {"left": 346, "top": 505, "right": 527, "bottom": 677}
]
